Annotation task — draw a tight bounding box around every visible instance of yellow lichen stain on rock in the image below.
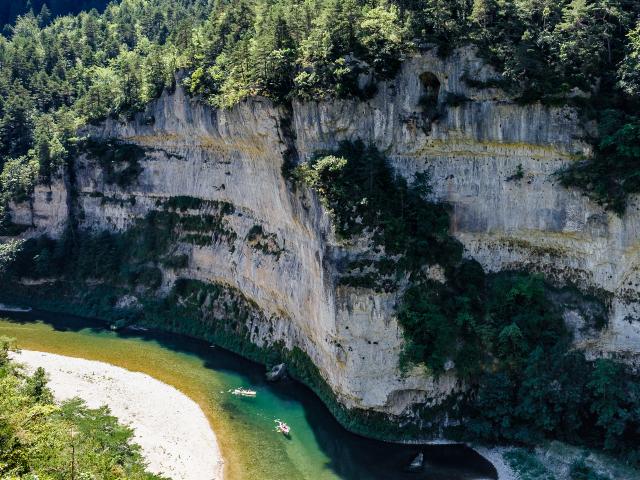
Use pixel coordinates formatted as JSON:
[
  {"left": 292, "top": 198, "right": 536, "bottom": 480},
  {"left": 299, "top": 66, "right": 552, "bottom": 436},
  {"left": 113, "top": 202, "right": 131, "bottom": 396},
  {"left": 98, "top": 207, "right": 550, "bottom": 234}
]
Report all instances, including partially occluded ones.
[
  {"left": 122, "top": 134, "right": 268, "bottom": 157},
  {"left": 413, "top": 138, "right": 581, "bottom": 161},
  {"left": 469, "top": 230, "right": 600, "bottom": 258}
]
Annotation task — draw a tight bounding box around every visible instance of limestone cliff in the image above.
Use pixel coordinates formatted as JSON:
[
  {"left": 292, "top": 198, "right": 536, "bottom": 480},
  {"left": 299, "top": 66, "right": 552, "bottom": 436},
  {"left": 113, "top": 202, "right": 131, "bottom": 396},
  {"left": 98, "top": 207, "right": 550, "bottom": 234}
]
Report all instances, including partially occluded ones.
[{"left": 7, "top": 47, "right": 640, "bottom": 430}]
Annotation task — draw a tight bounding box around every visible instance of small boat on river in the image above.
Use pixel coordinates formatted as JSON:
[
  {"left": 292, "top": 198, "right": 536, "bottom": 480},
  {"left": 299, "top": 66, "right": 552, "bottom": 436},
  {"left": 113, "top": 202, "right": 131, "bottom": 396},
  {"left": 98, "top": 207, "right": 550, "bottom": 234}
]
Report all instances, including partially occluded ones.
[
  {"left": 230, "top": 388, "right": 257, "bottom": 397},
  {"left": 275, "top": 420, "right": 290, "bottom": 436}
]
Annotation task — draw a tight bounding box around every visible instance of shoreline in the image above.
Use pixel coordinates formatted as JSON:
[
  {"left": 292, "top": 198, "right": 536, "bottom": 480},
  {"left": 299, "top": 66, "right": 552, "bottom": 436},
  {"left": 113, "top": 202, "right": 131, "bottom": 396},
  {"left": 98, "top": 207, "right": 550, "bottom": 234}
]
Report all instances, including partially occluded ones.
[
  {"left": 12, "top": 349, "right": 224, "bottom": 480},
  {"left": 0, "top": 308, "right": 506, "bottom": 479}
]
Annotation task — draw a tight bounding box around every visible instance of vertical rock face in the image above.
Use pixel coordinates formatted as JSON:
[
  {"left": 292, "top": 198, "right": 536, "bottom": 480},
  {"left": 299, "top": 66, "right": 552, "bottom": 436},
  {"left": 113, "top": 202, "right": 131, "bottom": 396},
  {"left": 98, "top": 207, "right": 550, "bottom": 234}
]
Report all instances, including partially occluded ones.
[
  {"left": 8, "top": 179, "right": 69, "bottom": 237},
  {"left": 292, "top": 47, "right": 640, "bottom": 365},
  {"left": 75, "top": 85, "right": 457, "bottom": 418},
  {"left": 8, "top": 47, "right": 640, "bottom": 426}
]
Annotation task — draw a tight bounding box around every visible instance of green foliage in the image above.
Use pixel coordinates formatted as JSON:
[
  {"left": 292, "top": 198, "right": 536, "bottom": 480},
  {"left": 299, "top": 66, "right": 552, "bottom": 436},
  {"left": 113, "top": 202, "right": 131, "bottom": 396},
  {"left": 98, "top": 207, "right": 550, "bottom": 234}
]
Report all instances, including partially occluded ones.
[
  {"left": 84, "top": 138, "right": 146, "bottom": 188},
  {"left": 33, "top": 113, "right": 70, "bottom": 181},
  {"left": 0, "top": 82, "right": 35, "bottom": 161},
  {"left": 461, "top": 0, "right": 636, "bottom": 100},
  {"left": 24, "top": 366, "right": 54, "bottom": 404},
  {"left": 0, "top": 203, "right": 27, "bottom": 235},
  {"left": 0, "top": 341, "right": 163, "bottom": 479},
  {"left": 357, "top": 5, "right": 407, "bottom": 80},
  {"left": 5, "top": 0, "right": 634, "bottom": 116},
  {"left": 558, "top": 110, "right": 640, "bottom": 214},
  {"left": 507, "top": 164, "right": 525, "bottom": 181},
  {"left": 587, "top": 359, "right": 640, "bottom": 457},
  {"left": 0, "top": 1, "right": 180, "bottom": 206},
  {"left": 165, "top": 196, "right": 205, "bottom": 212},
  {"left": 245, "top": 225, "right": 284, "bottom": 258},
  {"left": 397, "top": 262, "right": 485, "bottom": 376},
  {"left": 0, "top": 335, "right": 17, "bottom": 367},
  {"left": 467, "top": 311, "right": 640, "bottom": 464},
  {"left": 0, "top": 240, "right": 23, "bottom": 274},
  {"left": 619, "top": 22, "right": 640, "bottom": 97},
  {"left": 399, "top": 271, "right": 571, "bottom": 378},
  {"left": 5, "top": 199, "right": 238, "bottom": 291},
  {"left": 0, "top": 155, "right": 40, "bottom": 202},
  {"left": 293, "top": 141, "right": 460, "bottom": 283}
]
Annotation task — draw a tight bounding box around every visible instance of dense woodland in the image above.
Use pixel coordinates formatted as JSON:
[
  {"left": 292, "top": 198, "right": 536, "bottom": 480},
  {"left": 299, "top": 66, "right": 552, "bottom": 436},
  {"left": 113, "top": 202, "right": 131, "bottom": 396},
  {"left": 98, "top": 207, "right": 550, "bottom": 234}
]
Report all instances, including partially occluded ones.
[{"left": 0, "top": 337, "right": 163, "bottom": 479}]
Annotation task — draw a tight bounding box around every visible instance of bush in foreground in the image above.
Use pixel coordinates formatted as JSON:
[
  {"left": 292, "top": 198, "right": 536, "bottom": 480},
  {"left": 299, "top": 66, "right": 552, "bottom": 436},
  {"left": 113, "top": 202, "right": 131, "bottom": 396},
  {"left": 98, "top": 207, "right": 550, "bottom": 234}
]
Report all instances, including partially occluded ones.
[{"left": 0, "top": 336, "right": 164, "bottom": 480}]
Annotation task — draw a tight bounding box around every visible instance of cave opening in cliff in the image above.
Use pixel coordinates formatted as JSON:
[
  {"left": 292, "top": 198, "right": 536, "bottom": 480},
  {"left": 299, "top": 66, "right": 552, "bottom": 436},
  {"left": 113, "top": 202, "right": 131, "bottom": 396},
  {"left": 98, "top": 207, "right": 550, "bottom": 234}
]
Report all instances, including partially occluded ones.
[
  {"left": 418, "top": 72, "right": 441, "bottom": 126},
  {"left": 419, "top": 72, "right": 441, "bottom": 106}
]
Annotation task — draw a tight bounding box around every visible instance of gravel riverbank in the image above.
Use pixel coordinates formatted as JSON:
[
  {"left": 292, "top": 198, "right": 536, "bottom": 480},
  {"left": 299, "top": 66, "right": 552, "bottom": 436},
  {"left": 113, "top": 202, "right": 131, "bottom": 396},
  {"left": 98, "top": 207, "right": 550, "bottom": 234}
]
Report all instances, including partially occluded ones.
[{"left": 12, "top": 350, "right": 224, "bottom": 480}]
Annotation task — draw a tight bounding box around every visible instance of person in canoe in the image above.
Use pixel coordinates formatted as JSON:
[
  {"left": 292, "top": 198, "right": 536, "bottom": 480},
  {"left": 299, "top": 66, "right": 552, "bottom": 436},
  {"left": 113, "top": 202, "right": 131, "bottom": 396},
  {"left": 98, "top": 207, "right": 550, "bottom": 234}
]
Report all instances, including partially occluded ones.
[
  {"left": 275, "top": 419, "right": 290, "bottom": 436},
  {"left": 230, "top": 388, "right": 257, "bottom": 397}
]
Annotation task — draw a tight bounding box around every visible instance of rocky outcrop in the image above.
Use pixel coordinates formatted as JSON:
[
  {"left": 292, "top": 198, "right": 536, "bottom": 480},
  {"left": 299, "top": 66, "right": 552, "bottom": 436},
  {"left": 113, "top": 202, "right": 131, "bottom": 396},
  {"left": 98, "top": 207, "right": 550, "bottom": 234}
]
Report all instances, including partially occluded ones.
[
  {"left": 8, "top": 46, "right": 640, "bottom": 428},
  {"left": 7, "top": 178, "right": 69, "bottom": 237}
]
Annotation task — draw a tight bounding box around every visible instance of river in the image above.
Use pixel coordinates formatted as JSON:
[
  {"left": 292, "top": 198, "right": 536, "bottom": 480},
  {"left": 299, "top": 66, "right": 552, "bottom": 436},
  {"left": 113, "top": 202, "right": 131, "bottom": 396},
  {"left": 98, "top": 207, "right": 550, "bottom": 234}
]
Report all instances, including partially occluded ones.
[{"left": 0, "top": 310, "right": 496, "bottom": 480}]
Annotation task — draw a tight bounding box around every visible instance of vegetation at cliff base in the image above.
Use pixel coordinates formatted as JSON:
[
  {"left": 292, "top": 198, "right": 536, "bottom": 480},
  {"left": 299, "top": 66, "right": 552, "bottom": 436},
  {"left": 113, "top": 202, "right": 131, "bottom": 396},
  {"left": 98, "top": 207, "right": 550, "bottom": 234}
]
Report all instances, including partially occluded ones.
[
  {"left": 0, "top": 336, "right": 163, "bottom": 479},
  {"left": 3, "top": 197, "right": 236, "bottom": 292}
]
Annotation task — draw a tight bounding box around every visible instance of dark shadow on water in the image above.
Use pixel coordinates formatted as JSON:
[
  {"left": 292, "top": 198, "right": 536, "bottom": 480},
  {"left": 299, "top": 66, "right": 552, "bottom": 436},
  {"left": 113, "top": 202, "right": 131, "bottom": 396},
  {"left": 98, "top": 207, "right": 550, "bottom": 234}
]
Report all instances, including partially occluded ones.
[{"left": 1, "top": 310, "right": 497, "bottom": 480}]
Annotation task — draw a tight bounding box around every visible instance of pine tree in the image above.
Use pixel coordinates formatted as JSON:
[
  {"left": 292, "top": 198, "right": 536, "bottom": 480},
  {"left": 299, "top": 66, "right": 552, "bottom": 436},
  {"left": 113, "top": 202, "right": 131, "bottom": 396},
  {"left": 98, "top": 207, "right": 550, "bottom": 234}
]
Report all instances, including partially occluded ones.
[
  {"left": 0, "top": 84, "right": 35, "bottom": 160},
  {"left": 37, "top": 3, "right": 51, "bottom": 26},
  {"left": 470, "top": 0, "right": 496, "bottom": 30},
  {"left": 619, "top": 22, "right": 640, "bottom": 96}
]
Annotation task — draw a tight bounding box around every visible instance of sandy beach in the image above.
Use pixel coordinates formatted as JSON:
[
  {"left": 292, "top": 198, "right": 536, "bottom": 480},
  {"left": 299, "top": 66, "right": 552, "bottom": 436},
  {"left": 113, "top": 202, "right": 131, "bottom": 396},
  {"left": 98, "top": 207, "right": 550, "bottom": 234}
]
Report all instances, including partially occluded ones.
[{"left": 12, "top": 350, "right": 224, "bottom": 480}]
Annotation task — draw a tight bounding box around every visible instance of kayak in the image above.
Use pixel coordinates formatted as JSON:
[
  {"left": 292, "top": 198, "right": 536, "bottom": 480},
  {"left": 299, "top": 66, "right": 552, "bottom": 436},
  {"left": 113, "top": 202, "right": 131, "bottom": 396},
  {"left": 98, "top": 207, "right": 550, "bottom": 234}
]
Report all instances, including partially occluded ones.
[{"left": 231, "top": 388, "right": 257, "bottom": 397}]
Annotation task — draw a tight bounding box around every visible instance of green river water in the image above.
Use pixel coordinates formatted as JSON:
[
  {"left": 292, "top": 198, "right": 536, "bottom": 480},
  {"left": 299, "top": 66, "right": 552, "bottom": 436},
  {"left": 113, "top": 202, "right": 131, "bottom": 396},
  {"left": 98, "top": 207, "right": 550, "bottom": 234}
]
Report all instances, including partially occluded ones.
[{"left": 0, "top": 310, "right": 496, "bottom": 480}]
